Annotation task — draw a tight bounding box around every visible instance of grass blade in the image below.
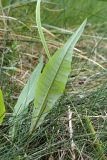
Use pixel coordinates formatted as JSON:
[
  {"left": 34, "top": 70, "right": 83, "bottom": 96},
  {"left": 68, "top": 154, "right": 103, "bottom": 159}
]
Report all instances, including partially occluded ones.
[{"left": 36, "top": 0, "right": 50, "bottom": 59}]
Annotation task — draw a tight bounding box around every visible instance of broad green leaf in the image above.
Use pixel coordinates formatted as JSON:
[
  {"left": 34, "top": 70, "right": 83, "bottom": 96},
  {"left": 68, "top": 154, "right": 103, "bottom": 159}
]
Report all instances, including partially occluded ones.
[
  {"left": 10, "top": 57, "right": 43, "bottom": 137},
  {"left": 36, "top": 0, "right": 50, "bottom": 59},
  {"left": 0, "top": 89, "right": 6, "bottom": 124},
  {"left": 30, "top": 19, "right": 87, "bottom": 134},
  {"left": 13, "top": 57, "right": 43, "bottom": 117}
]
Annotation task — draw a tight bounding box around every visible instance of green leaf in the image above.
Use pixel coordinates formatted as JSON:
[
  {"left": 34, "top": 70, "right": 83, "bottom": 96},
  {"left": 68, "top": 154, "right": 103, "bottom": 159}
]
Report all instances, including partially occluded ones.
[
  {"left": 10, "top": 57, "right": 43, "bottom": 137},
  {"left": 29, "top": 19, "right": 87, "bottom": 134},
  {"left": 0, "top": 89, "right": 6, "bottom": 124},
  {"left": 13, "top": 57, "right": 43, "bottom": 117},
  {"left": 36, "top": 0, "right": 50, "bottom": 59}
]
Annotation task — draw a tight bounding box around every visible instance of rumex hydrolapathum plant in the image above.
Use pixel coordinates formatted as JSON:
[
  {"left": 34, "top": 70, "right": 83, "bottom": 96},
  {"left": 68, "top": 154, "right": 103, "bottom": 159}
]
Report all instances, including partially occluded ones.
[
  {"left": 10, "top": 0, "right": 87, "bottom": 139},
  {"left": 29, "top": 0, "right": 87, "bottom": 134},
  {"left": 29, "top": 19, "right": 87, "bottom": 134}
]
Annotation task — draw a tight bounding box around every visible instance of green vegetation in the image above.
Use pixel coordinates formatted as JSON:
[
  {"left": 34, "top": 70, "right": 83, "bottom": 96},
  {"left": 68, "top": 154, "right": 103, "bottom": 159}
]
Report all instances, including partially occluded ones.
[
  {"left": 0, "top": 89, "right": 5, "bottom": 123},
  {"left": 0, "top": 0, "right": 107, "bottom": 159}
]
